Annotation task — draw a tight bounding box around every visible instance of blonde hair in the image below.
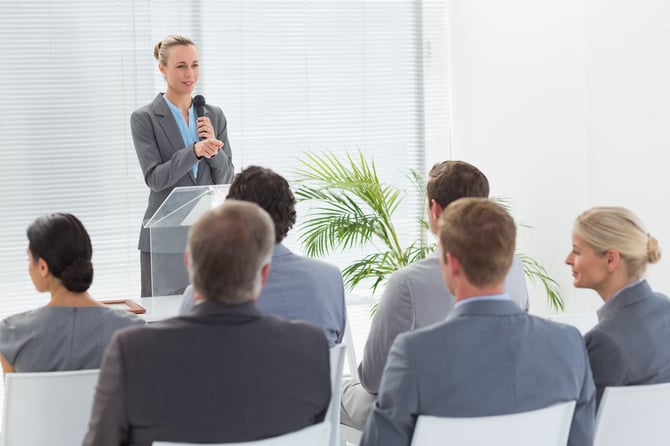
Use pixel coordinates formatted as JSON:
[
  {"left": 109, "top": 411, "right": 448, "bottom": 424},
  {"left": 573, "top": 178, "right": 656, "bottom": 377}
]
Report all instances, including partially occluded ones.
[
  {"left": 153, "top": 34, "right": 197, "bottom": 66},
  {"left": 574, "top": 206, "right": 661, "bottom": 277}
]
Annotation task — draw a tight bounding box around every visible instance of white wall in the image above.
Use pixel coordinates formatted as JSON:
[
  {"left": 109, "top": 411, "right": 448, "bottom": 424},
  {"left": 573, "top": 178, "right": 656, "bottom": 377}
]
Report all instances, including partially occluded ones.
[{"left": 444, "top": 0, "right": 670, "bottom": 315}]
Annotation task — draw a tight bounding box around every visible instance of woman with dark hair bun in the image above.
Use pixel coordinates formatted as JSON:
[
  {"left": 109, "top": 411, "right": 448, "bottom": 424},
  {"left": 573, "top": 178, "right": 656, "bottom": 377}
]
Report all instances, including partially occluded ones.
[{"left": 0, "top": 213, "right": 144, "bottom": 374}]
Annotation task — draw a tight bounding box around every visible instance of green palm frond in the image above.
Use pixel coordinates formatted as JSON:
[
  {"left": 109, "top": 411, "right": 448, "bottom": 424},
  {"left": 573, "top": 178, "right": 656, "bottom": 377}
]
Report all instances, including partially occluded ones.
[
  {"left": 295, "top": 185, "right": 383, "bottom": 257},
  {"left": 342, "top": 251, "right": 403, "bottom": 293},
  {"left": 517, "top": 252, "right": 564, "bottom": 311},
  {"left": 296, "top": 150, "right": 565, "bottom": 313},
  {"left": 296, "top": 150, "right": 414, "bottom": 292},
  {"left": 402, "top": 242, "right": 436, "bottom": 265}
]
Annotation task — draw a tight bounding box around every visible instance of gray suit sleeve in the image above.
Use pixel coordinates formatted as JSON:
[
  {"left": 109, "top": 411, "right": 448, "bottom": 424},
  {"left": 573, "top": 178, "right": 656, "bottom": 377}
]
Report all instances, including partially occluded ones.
[
  {"left": 359, "top": 334, "right": 418, "bottom": 446},
  {"left": 130, "top": 110, "right": 201, "bottom": 192},
  {"left": 358, "top": 272, "right": 415, "bottom": 393},
  {"left": 82, "top": 334, "right": 129, "bottom": 446},
  {"left": 567, "top": 333, "right": 596, "bottom": 446},
  {"left": 203, "top": 105, "right": 234, "bottom": 183},
  {"left": 584, "top": 328, "right": 628, "bottom": 406}
]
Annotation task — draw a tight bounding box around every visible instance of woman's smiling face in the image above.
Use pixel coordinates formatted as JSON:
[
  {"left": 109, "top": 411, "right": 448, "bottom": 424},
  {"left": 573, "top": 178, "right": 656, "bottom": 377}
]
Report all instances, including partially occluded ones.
[{"left": 565, "top": 232, "right": 609, "bottom": 292}]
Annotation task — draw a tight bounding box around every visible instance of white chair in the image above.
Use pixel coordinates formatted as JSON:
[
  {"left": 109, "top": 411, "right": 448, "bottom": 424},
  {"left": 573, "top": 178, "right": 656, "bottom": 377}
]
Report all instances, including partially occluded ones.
[
  {"left": 339, "top": 302, "right": 370, "bottom": 446},
  {"left": 547, "top": 312, "right": 598, "bottom": 335},
  {"left": 327, "top": 344, "right": 346, "bottom": 446},
  {"left": 340, "top": 424, "right": 363, "bottom": 446},
  {"left": 343, "top": 313, "right": 360, "bottom": 381},
  {"left": 153, "top": 421, "right": 331, "bottom": 445},
  {"left": 1, "top": 368, "right": 100, "bottom": 446},
  {"left": 410, "top": 401, "right": 576, "bottom": 446},
  {"left": 594, "top": 382, "right": 670, "bottom": 446}
]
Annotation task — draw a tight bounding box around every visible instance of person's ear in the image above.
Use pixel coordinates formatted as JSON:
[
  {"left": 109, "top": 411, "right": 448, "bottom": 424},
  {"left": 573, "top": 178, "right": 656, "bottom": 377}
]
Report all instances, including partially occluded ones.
[
  {"left": 37, "top": 258, "right": 49, "bottom": 278},
  {"left": 158, "top": 62, "right": 167, "bottom": 81},
  {"left": 445, "top": 252, "right": 460, "bottom": 276},
  {"left": 260, "top": 262, "right": 271, "bottom": 287},
  {"left": 430, "top": 199, "right": 444, "bottom": 221},
  {"left": 605, "top": 249, "right": 620, "bottom": 273},
  {"left": 193, "top": 291, "right": 205, "bottom": 303}
]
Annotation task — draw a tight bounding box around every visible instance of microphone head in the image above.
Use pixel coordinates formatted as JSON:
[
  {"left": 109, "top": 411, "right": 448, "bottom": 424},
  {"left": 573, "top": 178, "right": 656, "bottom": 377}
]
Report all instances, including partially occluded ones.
[{"left": 193, "top": 95, "right": 206, "bottom": 117}]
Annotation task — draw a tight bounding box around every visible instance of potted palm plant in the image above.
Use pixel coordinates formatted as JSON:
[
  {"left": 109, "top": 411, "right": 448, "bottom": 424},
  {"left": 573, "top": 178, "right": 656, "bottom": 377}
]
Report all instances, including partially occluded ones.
[{"left": 295, "top": 150, "right": 564, "bottom": 311}]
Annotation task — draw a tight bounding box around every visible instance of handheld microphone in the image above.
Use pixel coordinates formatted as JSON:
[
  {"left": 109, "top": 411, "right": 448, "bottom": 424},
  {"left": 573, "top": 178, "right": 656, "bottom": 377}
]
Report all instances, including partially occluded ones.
[
  {"left": 193, "top": 95, "right": 207, "bottom": 141},
  {"left": 193, "top": 95, "right": 206, "bottom": 117}
]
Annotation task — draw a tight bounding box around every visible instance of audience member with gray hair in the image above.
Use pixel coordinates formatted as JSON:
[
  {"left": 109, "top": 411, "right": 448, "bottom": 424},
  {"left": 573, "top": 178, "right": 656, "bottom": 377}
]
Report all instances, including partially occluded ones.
[
  {"left": 84, "top": 200, "right": 331, "bottom": 446},
  {"left": 180, "top": 165, "right": 346, "bottom": 346}
]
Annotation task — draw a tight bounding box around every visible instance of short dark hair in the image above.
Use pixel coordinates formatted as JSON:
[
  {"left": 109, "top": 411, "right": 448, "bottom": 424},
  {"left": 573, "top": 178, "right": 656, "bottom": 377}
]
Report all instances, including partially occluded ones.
[
  {"left": 27, "top": 213, "right": 93, "bottom": 292},
  {"left": 187, "top": 200, "right": 275, "bottom": 304},
  {"left": 226, "top": 166, "right": 296, "bottom": 243},
  {"left": 439, "top": 197, "right": 515, "bottom": 287},
  {"left": 426, "top": 160, "right": 489, "bottom": 209}
]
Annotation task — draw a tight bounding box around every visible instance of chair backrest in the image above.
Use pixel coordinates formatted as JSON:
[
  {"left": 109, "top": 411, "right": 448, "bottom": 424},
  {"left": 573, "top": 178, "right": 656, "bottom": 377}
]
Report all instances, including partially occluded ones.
[
  {"left": 326, "top": 344, "right": 346, "bottom": 446},
  {"left": 152, "top": 421, "right": 332, "bottom": 446},
  {"left": 342, "top": 295, "right": 376, "bottom": 381},
  {"left": 343, "top": 313, "right": 360, "bottom": 381},
  {"left": 410, "top": 400, "right": 576, "bottom": 446},
  {"left": 1, "top": 368, "right": 100, "bottom": 446},
  {"left": 340, "top": 424, "right": 363, "bottom": 446},
  {"left": 547, "top": 312, "right": 598, "bottom": 335},
  {"left": 594, "top": 382, "right": 670, "bottom": 446}
]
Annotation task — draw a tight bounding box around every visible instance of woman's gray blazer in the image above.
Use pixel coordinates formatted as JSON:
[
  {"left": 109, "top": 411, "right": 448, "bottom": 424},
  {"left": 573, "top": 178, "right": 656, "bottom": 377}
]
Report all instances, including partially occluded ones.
[
  {"left": 131, "top": 93, "right": 234, "bottom": 252},
  {"left": 585, "top": 279, "right": 670, "bottom": 405}
]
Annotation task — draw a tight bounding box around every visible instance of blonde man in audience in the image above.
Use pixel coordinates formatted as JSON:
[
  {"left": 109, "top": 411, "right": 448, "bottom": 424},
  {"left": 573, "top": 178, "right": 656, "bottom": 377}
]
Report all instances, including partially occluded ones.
[
  {"left": 83, "top": 201, "right": 331, "bottom": 446},
  {"left": 361, "top": 198, "right": 595, "bottom": 446},
  {"left": 567, "top": 206, "right": 670, "bottom": 406}
]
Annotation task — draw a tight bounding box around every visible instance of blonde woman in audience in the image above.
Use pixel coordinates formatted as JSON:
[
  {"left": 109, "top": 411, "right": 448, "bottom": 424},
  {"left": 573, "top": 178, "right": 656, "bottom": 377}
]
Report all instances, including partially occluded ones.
[
  {"left": 0, "top": 213, "right": 144, "bottom": 374},
  {"left": 566, "top": 206, "right": 670, "bottom": 405}
]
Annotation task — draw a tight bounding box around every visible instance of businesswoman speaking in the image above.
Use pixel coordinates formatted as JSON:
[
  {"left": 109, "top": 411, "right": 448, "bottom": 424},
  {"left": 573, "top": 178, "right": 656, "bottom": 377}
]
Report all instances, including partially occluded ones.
[{"left": 131, "top": 34, "right": 234, "bottom": 297}]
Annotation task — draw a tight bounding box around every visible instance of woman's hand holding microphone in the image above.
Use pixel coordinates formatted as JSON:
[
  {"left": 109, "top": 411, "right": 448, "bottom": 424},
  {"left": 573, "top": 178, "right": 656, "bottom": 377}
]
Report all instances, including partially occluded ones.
[{"left": 193, "top": 116, "right": 223, "bottom": 158}]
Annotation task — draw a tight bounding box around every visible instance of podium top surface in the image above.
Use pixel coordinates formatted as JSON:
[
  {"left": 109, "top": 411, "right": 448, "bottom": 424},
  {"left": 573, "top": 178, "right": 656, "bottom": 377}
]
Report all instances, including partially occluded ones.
[{"left": 145, "top": 185, "right": 230, "bottom": 229}]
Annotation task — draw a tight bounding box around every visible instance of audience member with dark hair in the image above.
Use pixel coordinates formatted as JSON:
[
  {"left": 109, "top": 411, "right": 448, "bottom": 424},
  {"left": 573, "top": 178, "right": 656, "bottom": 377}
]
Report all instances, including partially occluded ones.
[
  {"left": 84, "top": 200, "right": 330, "bottom": 445},
  {"left": 567, "top": 206, "right": 670, "bottom": 405},
  {"left": 180, "top": 165, "right": 346, "bottom": 346},
  {"left": 341, "top": 160, "right": 530, "bottom": 429},
  {"left": 0, "top": 213, "right": 144, "bottom": 374},
  {"left": 360, "top": 198, "right": 595, "bottom": 446}
]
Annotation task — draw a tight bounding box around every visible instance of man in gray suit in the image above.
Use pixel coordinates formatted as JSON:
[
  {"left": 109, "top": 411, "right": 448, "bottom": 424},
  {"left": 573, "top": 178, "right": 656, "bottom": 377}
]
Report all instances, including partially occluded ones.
[
  {"left": 83, "top": 200, "right": 331, "bottom": 446},
  {"left": 360, "top": 198, "right": 595, "bottom": 446},
  {"left": 341, "top": 160, "right": 530, "bottom": 429},
  {"left": 179, "top": 165, "right": 346, "bottom": 346}
]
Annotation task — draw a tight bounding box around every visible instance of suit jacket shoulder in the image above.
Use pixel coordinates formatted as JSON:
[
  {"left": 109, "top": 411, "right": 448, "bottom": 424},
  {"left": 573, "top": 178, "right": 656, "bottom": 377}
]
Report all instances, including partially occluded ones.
[
  {"left": 257, "top": 244, "right": 346, "bottom": 346},
  {"left": 360, "top": 300, "right": 595, "bottom": 446},
  {"left": 84, "top": 301, "right": 330, "bottom": 446},
  {"left": 359, "top": 254, "right": 529, "bottom": 394},
  {"left": 585, "top": 280, "right": 670, "bottom": 404}
]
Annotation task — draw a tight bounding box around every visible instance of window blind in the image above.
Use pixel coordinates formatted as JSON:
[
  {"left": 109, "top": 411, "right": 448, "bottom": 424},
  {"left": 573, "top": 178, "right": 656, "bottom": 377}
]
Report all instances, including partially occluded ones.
[
  {"left": 0, "top": 1, "right": 151, "bottom": 317},
  {"left": 0, "top": 1, "right": 448, "bottom": 318}
]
